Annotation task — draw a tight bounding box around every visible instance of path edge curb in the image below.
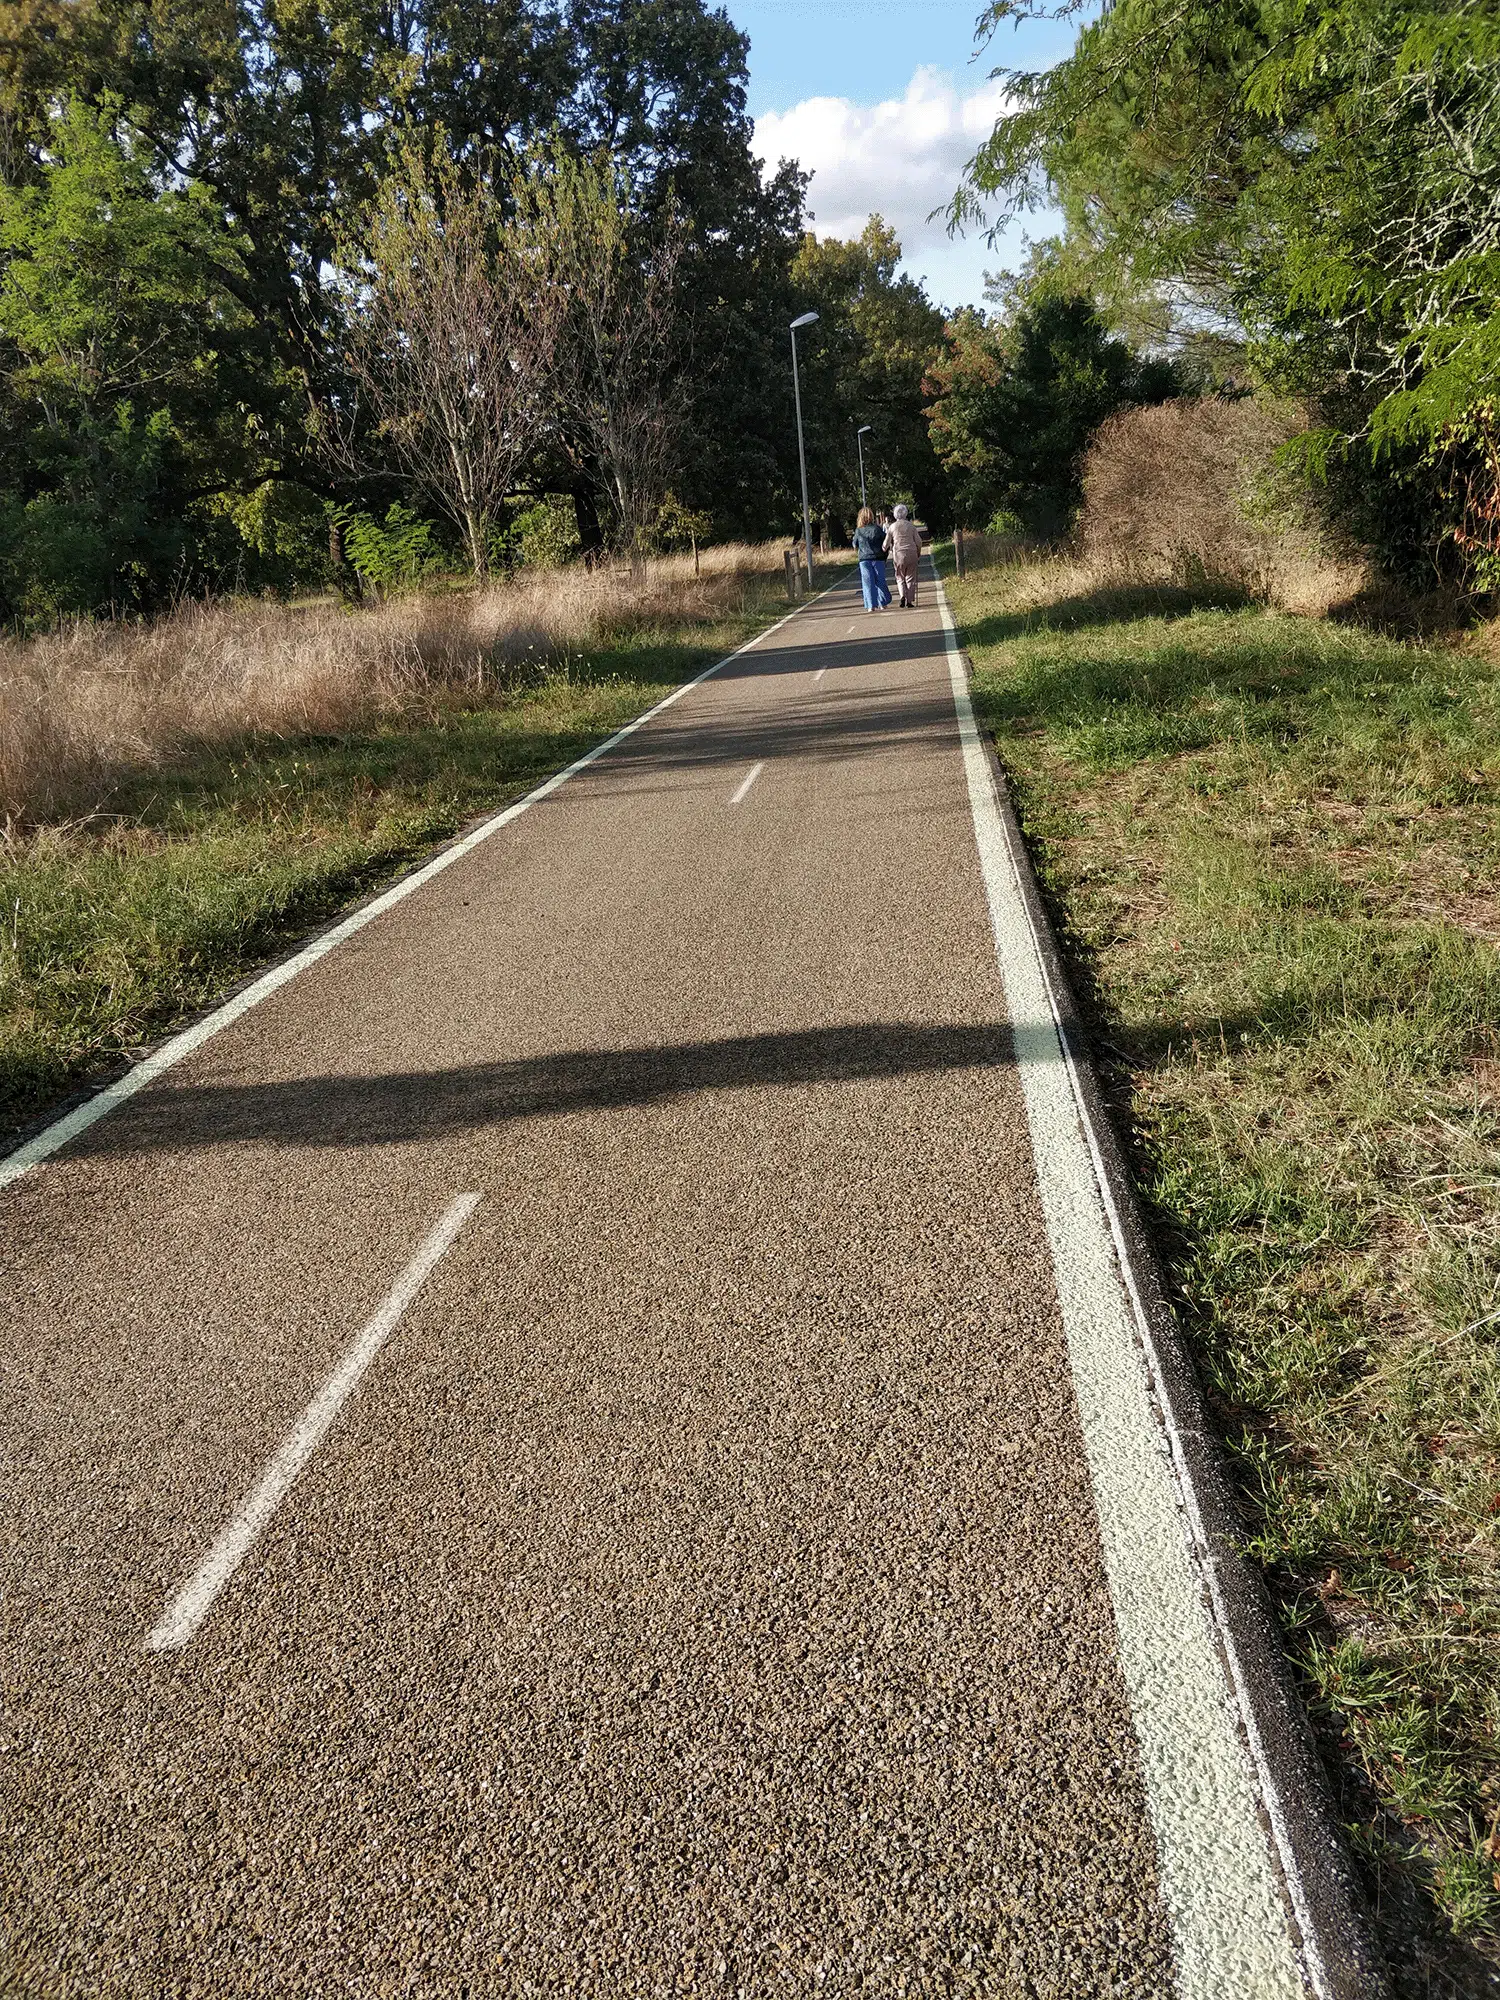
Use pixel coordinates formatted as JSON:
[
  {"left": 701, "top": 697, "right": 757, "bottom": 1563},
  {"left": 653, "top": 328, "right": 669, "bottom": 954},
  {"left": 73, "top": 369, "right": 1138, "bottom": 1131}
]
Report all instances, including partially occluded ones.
[{"left": 950, "top": 622, "right": 1385, "bottom": 1997}]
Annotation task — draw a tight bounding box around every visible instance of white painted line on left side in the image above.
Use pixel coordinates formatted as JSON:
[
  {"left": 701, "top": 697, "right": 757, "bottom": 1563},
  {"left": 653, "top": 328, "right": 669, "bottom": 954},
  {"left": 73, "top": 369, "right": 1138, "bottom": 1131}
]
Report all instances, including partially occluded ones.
[
  {"left": 728, "top": 761, "right": 765, "bottom": 805},
  {"left": 813, "top": 667, "right": 828, "bottom": 683},
  {"left": 1, "top": 578, "right": 853, "bottom": 1196},
  {"left": 145, "top": 1192, "right": 480, "bottom": 1653}
]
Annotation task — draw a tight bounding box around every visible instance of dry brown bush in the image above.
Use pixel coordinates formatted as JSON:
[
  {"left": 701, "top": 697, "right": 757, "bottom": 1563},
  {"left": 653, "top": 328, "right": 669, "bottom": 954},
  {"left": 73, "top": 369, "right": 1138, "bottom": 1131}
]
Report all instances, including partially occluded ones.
[
  {"left": 0, "top": 543, "right": 781, "bottom": 825},
  {"left": 1078, "top": 397, "right": 1370, "bottom": 614}
]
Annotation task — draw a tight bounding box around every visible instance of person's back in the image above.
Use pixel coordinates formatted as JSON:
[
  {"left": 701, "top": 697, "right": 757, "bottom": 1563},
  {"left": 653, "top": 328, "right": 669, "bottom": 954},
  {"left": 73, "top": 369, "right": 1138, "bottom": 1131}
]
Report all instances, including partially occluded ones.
[
  {"left": 887, "top": 515, "right": 921, "bottom": 563},
  {"left": 850, "top": 506, "right": 890, "bottom": 610},
  {"left": 887, "top": 503, "right": 923, "bottom": 607}
]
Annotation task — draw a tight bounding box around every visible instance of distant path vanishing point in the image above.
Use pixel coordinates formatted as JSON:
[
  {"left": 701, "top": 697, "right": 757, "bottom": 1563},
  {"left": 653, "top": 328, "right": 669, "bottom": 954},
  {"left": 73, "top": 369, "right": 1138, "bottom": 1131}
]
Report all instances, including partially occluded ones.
[{"left": 2, "top": 559, "right": 1369, "bottom": 1995}]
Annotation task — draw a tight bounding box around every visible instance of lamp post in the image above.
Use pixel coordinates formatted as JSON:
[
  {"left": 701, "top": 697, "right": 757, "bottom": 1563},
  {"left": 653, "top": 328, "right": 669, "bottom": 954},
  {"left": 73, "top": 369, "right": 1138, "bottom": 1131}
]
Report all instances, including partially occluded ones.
[
  {"left": 856, "top": 424, "right": 872, "bottom": 510},
  {"left": 790, "top": 311, "right": 819, "bottom": 588}
]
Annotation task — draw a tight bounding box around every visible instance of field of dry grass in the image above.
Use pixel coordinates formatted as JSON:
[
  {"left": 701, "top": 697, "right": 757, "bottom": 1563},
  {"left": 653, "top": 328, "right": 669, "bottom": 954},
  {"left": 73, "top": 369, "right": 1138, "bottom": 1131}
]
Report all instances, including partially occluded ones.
[{"left": 1, "top": 544, "right": 782, "bottom": 826}]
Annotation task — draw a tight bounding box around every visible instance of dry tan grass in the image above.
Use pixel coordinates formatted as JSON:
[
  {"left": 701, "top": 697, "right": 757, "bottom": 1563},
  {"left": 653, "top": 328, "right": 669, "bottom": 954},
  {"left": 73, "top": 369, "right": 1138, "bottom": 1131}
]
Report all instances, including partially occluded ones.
[
  {"left": 0, "top": 543, "right": 781, "bottom": 825},
  {"left": 1078, "top": 397, "right": 1371, "bottom": 614}
]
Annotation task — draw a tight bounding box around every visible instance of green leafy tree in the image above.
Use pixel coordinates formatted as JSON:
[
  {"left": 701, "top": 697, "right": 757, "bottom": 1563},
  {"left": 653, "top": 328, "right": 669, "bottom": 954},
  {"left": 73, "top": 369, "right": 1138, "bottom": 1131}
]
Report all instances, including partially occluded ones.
[
  {"left": 0, "top": 95, "right": 273, "bottom": 615},
  {"left": 958, "top": 0, "right": 1500, "bottom": 580},
  {"left": 925, "top": 289, "right": 1178, "bottom": 535},
  {"left": 0, "top": 0, "right": 815, "bottom": 574},
  {"left": 789, "top": 216, "right": 951, "bottom": 532}
]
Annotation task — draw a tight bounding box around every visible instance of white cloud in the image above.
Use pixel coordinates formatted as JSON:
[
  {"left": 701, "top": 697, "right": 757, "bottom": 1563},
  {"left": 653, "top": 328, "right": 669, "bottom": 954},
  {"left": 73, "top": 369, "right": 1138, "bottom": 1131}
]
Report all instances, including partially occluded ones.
[{"left": 753, "top": 66, "right": 1010, "bottom": 282}]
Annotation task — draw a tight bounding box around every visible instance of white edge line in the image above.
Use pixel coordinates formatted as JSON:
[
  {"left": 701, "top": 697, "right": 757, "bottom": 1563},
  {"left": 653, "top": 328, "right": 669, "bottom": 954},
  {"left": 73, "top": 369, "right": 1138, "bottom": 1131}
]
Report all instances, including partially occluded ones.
[
  {"left": 931, "top": 561, "right": 1330, "bottom": 1998},
  {"left": 728, "top": 760, "right": 766, "bottom": 805},
  {"left": 0, "top": 574, "right": 854, "bottom": 1194},
  {"left": 813, "top": 666, "right": 828, "bottom": 682},
  {"left": 144, "top": 1192, "right": 481, "bottom": 1652}
]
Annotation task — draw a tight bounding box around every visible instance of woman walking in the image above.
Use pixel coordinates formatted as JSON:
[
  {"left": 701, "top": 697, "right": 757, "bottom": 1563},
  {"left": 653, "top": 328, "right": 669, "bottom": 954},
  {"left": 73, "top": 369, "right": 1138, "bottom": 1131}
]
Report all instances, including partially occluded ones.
[
  {"left": 852, "top": 507, "right": 891, "bottom": 611},
  {"left": 887, "top": 504, "right": 922, "bottom": 608}
]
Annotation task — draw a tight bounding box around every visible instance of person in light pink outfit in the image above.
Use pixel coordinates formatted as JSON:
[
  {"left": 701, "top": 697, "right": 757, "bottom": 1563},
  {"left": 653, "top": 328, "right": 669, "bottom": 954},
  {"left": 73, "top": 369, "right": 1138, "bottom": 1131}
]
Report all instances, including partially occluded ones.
[{"left": 887, "top": 504, "right": 923, "bottom": 607}]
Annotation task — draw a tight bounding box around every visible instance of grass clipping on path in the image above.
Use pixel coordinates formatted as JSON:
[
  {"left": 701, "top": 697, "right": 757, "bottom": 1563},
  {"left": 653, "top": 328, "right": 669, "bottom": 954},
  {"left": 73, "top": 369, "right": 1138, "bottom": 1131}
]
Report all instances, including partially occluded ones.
[
  {"left": 0, "top": 545, "right": 794, "bottom": 1141},
  {"left": 950, "top": 555, "right": 1500, "bottom": 1995}
]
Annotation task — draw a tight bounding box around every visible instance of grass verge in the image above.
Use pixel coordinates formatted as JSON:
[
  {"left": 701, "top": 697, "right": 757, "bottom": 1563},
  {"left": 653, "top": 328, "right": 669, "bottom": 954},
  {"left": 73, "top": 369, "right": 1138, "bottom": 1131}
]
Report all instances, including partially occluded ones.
[
  {"left": 1, "top": 560, "right": 835, "bottom": 1148},
  {"left": 943, "top": 547, "right": 1500, "bottom": 1997}
]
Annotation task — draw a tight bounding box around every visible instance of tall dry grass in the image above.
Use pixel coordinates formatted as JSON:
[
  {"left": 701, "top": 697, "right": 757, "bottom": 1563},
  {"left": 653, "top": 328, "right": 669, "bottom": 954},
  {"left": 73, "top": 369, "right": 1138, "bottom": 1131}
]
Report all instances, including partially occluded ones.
[
  {"left": 1077, "top": 397, "right": 1370, "bottom": 614},
  {"left": 1, "top": 543, "right": 781, "bottom": 825}
]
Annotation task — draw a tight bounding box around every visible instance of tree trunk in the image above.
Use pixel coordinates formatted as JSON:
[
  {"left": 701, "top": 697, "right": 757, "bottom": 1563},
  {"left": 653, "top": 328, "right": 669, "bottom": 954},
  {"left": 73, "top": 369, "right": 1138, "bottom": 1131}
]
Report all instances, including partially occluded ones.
[
  {"left": 572, "top": 483, "right": 605, "bottom": 560},
  {"left": 464, "top": 510, "right": 489, "bottom": 579}
]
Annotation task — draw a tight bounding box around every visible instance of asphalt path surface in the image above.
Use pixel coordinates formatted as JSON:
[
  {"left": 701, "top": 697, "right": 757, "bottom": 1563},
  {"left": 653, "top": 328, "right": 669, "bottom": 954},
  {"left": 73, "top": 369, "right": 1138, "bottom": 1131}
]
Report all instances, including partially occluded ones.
[{"left": 3, "top": 568, "right": 1301, "bottom": 1994}]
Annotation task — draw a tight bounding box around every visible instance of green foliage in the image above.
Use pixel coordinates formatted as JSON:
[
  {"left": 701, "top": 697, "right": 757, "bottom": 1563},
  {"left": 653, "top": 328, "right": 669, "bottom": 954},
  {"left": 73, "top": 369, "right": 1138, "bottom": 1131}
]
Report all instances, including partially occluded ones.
[
  {"left": 650, "top": 491, "right": 712, "bottom": 555},
  {"left": 336, "top": 504, "right": 450, "bottom": 591},
  {"left": 790, "top": 217, "right": 951, "bottom": 531},
  {"left": 925, "top": 291, "right": 1178, "bottom": 535},
  {"left": 961, "top": 0, "right": 1500, "bottom": 586},
  {"left": 0, "top": 96, "right": 270, "bottom": 617},
  {"left": 495, "top": 496, "right": 583, "bottom": 570},
  {"left": 0, "top": 0, "right": 818, "bottom": 609}
]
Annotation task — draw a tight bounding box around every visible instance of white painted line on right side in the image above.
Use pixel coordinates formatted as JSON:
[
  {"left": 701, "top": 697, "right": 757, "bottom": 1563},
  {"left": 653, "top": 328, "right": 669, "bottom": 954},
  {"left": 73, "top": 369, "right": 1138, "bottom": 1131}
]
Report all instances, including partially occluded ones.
[
  {"left": 145, "top": 1192, "right": 480, "bottom": 1653},
  {"left": 813, "top": 666, "right": 828, "bottom": 683},
  {"left": 934, "top": 566, "right": 1314, "bottom": 2000},
  {"left": 728, "top": 761, "right": 765, "bottom": 805}
]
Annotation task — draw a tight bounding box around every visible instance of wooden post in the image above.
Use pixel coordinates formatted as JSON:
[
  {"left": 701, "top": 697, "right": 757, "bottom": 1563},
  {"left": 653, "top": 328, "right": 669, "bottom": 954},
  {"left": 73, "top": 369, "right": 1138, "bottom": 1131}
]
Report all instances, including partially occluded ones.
[
  {"left": 955, "top": 526, "right": 966, "bottom": 579},
  {"left": 784, "top": 547, "right": 798, "bottom": 601}
]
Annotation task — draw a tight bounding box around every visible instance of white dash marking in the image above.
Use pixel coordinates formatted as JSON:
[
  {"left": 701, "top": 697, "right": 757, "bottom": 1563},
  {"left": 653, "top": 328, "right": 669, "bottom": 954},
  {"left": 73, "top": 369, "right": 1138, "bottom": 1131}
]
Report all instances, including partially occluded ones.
[
  {"left": 814, "top": 667, "right": 828, "bottom": 682},
  {"left": 145, "top": 1193, "right": 481, "bottom": 1653},
  {"left": 728, "top": 761, "right": 765, "bottom": 805}
]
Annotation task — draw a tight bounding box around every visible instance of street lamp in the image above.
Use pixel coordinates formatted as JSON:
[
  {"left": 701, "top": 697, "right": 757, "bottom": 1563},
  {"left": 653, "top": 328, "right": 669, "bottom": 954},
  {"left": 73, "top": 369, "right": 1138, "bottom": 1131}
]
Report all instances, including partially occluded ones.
[
  {"left": 856, "top": 424, "right": 872, "bottom": 510},
  {"left": 790, "top": 311, "right": 819, "bottom": 588}
]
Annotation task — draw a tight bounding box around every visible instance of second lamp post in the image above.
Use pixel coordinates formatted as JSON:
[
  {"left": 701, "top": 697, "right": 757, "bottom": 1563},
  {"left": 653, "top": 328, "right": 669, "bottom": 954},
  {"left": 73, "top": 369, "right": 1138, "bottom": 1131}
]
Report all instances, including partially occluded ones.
[{"left": 790, "top": 311, "right": 819, "bottom": 588}]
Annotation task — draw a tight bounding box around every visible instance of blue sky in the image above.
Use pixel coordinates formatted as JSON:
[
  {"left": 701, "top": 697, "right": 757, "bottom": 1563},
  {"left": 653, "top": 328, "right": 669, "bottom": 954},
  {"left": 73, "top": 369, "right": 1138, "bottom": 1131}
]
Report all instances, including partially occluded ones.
[{"left": 734, "top": 1, "right": 1077, "bottom": 314}]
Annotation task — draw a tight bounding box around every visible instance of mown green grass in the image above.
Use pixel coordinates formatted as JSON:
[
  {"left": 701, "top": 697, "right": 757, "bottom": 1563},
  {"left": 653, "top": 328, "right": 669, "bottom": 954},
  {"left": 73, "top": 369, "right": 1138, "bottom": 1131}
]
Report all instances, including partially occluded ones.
[
  {"left": 945, "top": 550, "right": 1500, "bottom": 1997},
  {"left": 0, "top": 588, "right": 806, "bottom": 1146}
]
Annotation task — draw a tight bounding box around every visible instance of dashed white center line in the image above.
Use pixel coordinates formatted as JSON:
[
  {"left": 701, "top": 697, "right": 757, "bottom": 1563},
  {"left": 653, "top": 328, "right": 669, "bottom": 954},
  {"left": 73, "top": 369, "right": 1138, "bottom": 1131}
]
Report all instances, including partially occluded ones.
[
  {"left": 144, "top": 1192, "right": 481, "bottom": 1653},
  {"left": 728, "top": 761, "right": 765, "bottom": 805},
  {"left": 813, "top": 667, "right": 828, "bottom": 682}
]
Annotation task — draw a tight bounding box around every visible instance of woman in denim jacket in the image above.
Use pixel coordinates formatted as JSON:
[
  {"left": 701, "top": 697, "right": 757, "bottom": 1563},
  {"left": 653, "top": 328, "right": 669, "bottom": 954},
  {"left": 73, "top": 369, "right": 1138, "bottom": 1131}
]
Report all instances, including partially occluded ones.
[{"left": 851, "top": 506, "right": 891, "bottom": 611}]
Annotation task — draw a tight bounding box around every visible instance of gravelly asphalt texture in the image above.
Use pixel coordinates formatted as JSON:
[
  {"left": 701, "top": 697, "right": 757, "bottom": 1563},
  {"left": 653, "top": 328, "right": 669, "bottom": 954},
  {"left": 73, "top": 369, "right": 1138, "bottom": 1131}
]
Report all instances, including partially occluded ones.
[{"left": 2, "top": 573, "right": 1182, "bottom": 1995}]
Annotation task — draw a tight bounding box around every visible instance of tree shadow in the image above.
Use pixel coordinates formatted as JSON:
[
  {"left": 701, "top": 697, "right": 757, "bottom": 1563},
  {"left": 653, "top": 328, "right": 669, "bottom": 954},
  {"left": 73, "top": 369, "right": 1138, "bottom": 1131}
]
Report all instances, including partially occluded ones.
[
  {"left": 77, "top": 1022, "right": 1028, "bottom": 1158},
  {"left": 960, "top": 582, "right": 1249, "bottom": 654}
]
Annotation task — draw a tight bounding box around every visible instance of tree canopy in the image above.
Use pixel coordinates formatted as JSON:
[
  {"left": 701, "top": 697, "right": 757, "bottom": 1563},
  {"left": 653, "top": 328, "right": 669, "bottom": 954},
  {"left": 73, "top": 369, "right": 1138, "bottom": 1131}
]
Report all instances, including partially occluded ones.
[{"left": 959, "top": 0, "right": 1500, "bottom": 582}]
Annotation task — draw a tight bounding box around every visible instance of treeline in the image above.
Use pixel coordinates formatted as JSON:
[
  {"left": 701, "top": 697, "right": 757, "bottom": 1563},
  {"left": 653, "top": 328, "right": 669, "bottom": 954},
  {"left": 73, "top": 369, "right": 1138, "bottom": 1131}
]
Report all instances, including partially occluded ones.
[
  {"left": 0, "top": 0, "right": 953, "bottom": 624},
  {"left": 949, "top": 0, "right": 1499, "bottom": 595}
]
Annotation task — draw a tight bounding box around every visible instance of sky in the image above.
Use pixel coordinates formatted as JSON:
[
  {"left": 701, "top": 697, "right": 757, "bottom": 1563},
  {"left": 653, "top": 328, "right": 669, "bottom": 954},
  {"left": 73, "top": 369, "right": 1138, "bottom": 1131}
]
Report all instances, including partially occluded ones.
[{"left": 736, "top": 1, "right": 1077, "bottom": 314}]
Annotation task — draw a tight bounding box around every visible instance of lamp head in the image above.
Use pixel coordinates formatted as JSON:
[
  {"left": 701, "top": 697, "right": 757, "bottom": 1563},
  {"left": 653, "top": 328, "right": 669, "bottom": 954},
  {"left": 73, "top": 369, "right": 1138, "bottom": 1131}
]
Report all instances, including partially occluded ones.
[
  {"left": 857, "top": 424, "right": 872, "bottom": 437},
  {"left": 790, "top": 311, "right": 819, "bottom": 330}
]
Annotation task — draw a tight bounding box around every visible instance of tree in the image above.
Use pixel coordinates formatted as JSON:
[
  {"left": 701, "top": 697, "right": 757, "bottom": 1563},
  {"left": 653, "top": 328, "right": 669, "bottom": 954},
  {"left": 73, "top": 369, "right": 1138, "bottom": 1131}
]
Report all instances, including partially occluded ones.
[
  {"left": 513, "top": 141, "right": 686, "bottom": 559},
  {"left": 924, "top": 288, "right": 1177, "bottom": 535},
  {"left": 0, "top": 0, "right": 816, "bottom": 576},
  {"left": 790, "top": 217, "right": 951, "bottom": 531},
  {"left": 957, "top": 0, "right": 1500, "bottom": 581},
  {"left": 0, "top": 95, "right": 271, "bottom": 616},
  {"left": 342, "top": 145, "right": 559, "bottom": 578}
]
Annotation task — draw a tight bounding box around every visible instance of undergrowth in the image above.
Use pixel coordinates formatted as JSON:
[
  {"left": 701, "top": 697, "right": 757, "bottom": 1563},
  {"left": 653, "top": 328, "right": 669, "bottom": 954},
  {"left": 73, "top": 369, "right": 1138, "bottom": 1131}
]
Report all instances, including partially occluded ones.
[{"left": 946, "top": 549, "right": 1500, "bottom": 1997}]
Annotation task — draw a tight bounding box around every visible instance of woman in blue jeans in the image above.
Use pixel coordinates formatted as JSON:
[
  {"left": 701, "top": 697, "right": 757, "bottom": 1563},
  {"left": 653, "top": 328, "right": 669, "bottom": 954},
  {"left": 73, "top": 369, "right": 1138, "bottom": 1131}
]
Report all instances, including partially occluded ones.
[{"left": 851, "top": 506, "right": 890, "bottom": 610}]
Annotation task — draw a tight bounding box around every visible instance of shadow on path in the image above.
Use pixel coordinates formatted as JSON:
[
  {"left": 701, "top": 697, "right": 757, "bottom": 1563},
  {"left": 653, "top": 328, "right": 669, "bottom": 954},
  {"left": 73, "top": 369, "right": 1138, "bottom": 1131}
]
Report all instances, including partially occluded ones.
[{"left": 84, "top": 1022, "right": 1024, "bottom": 1156}]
